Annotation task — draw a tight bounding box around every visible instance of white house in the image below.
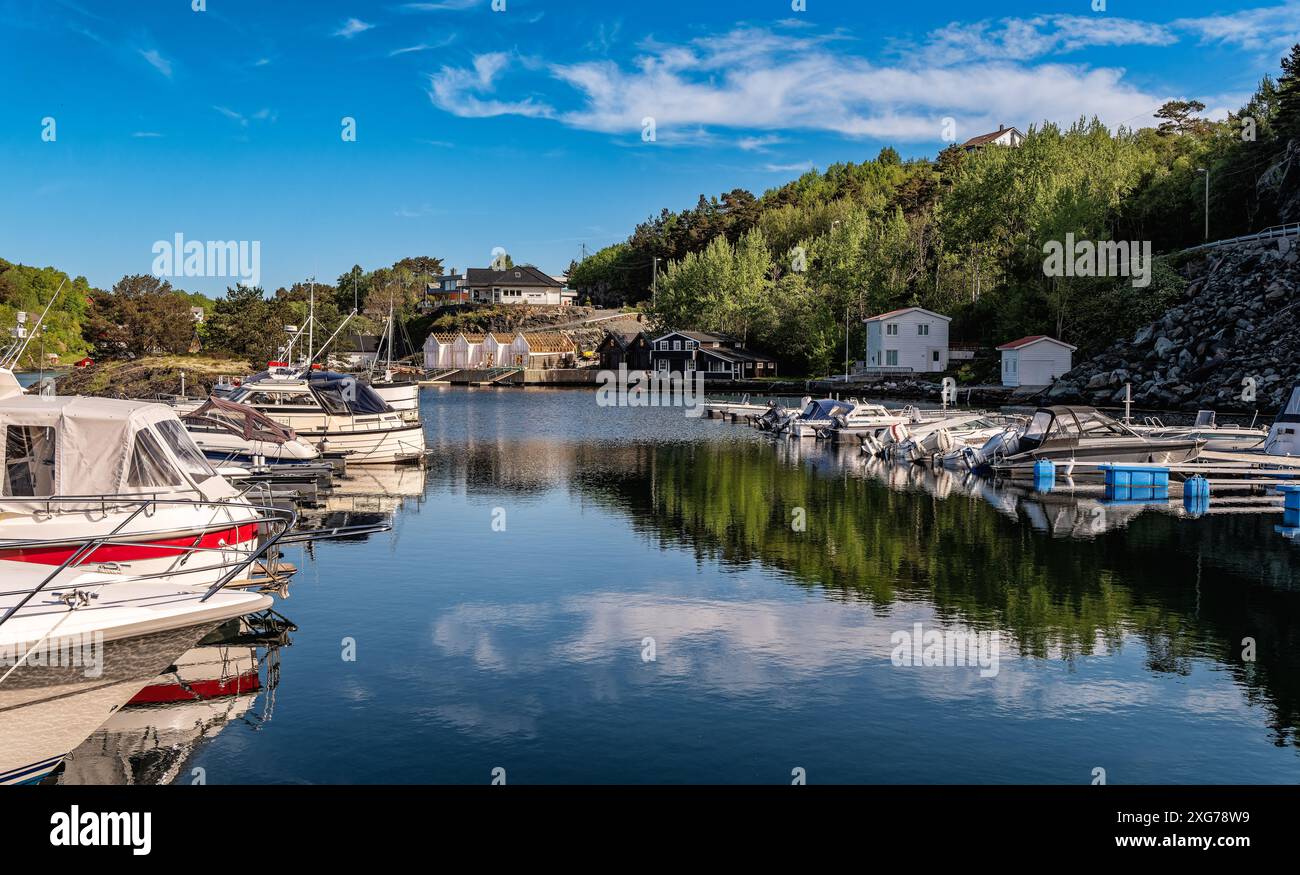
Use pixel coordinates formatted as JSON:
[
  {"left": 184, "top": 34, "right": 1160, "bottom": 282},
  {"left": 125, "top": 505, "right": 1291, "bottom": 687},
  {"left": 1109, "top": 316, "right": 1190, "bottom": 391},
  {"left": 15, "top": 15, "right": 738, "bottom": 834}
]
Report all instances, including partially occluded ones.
[
  {"left": 863, "top": 307, "right": 951, "bottom": 373},
  {"left": 960, "top": 124, "right": 1026, "bottom": 152},
  {"left": 996, "top": 335, "right": 1076, "bottom": 387}
]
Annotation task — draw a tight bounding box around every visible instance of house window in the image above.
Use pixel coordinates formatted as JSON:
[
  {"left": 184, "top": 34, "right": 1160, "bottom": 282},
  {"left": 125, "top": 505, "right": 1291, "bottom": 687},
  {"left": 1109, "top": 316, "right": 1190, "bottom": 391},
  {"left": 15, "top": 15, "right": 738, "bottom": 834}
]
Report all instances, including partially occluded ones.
[
  {"left": 673, "top": 340, "right": 682, "bottom": 351},
  {"left": 3, "top": 425, "right": 56, "bottom": 497},
  {"left": 932, "top": 350, "right": 940, "bottom": 363},
  {"left": 656, "top": 359, "right": 669, "bottom": 373},
  {"left": 685, "top": 358, "right": 695, "bottom": 371},
  {"left": 886, "top": 324, "right": 899, "bottom": 336},
  {"left": 918, "top": 324, "right": 930, "bottom": 336},
  {"left": 885, "top": 350, "right": 899, "bottom": 366}
]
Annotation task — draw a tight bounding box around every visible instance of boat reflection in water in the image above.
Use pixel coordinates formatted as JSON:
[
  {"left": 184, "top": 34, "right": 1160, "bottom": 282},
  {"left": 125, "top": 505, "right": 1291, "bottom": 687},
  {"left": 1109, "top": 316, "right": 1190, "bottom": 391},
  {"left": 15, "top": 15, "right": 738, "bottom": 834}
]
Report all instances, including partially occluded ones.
[{"left": 51, "top": 611, "right": 294, "bottom": 785}]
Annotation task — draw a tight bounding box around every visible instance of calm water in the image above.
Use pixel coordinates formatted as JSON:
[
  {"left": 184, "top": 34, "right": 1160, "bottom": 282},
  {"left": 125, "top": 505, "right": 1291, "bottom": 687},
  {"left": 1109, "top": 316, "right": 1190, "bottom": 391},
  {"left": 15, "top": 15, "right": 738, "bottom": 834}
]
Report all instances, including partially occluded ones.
[{"left": 55, "top": 387, "right": 1300, "bottom": 784}]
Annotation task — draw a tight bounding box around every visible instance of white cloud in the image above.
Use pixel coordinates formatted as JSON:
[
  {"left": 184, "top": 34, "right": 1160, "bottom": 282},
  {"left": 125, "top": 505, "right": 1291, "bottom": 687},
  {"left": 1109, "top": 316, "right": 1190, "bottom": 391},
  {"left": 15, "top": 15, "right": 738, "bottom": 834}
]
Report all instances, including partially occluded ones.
[
  {"left": 400, "top": 0, "right": 482, "bottom": 10},
  {"left": 131, "top": 131, "right": 162, "bottom": 138},
  {"left": 425, "top": 23, "right": 1221, "bottom": 143},
  {"left": 138, "top": 48, "right": 172, "bottom": 77},
  {"left": 737, "top": 134, "right": 786, "bottom": 152},
  {"left": 428, "top": 52, "right": 556, "bottom": 119},
  {"left": 1175, "top": 1, "right": 1300, "bottom": 56},
  {"left": 333, "top": 18, "right": 374, "bottom": 39},
  {"left": 916, "top": 14, "right": 1177, "bottom": 65}
]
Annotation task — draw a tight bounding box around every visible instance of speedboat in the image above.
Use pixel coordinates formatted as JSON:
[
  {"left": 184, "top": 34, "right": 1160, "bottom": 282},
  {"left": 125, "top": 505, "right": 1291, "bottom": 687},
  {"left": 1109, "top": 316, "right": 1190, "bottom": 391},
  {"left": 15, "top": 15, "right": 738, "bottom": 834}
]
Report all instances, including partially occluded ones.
[
  {"left": 214, "top": 368, "right": 426, "bottom": 464},
  {"left": 776, "top": 398, "right": 909, "bottom": 438},
  {"left": 1263, "top": 386, "right": 1300, "bottom": 457},
  {"left": 181, "top": 396, "right": 321, "bottom": 466},
  {"left": 1000, "top": 406, "right": 1203, "bottom": 466},
  {"left": 1138, "top": 410, "right": 1268, "bottom": 452}
]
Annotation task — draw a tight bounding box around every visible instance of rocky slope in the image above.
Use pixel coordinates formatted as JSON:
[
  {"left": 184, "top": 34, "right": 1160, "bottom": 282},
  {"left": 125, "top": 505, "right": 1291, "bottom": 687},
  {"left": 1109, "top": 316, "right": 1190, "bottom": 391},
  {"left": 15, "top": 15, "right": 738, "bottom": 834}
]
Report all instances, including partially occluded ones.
[{"left": 1049, "top": 236, "right": 1299, "bottom": 413}]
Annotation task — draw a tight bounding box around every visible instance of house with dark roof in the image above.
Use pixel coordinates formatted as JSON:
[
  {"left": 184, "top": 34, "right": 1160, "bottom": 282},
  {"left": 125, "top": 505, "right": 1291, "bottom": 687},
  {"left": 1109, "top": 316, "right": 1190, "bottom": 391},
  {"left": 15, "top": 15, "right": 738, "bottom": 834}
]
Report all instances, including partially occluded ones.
[
  {"left": 465, "top": 265, "right": 575, "bottom": 306},
  {"left": 649, "top": 330, "right": 778, "bottom": 380},
  {"left": 960, "top": 124, "right": 1025, "bottom": 152},
  {"left": 596, "top": 330, "right": 652, "bottom": 371},
  {"left": 996, "top": 335, "right": 1076, "bottom": 388},
  {"left": 425, "top": 269, "right": 471, "bottom": 307}
]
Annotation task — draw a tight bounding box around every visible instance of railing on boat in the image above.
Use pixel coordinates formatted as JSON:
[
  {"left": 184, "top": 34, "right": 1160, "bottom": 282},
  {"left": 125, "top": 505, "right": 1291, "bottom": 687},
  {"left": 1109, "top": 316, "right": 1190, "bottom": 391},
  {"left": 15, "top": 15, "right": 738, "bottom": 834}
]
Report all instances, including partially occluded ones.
[{"left": 0, "top": 495, "right": 299, "bottom": 629}]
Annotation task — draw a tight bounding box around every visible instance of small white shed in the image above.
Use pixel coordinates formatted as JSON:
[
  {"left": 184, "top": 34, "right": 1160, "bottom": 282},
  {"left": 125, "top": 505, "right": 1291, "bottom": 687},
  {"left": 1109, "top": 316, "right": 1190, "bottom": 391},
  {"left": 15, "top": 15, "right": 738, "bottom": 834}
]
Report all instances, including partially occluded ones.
[{"left": 997, "top": 335, "right": 1076, "bottom": 387}]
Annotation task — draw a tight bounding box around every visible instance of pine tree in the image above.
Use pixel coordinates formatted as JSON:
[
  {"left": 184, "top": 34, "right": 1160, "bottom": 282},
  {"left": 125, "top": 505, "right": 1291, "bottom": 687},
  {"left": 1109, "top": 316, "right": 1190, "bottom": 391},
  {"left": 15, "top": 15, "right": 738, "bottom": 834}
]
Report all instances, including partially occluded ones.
[{"left": 1278, "top": 43, "right": 1300, "bottom": 145}]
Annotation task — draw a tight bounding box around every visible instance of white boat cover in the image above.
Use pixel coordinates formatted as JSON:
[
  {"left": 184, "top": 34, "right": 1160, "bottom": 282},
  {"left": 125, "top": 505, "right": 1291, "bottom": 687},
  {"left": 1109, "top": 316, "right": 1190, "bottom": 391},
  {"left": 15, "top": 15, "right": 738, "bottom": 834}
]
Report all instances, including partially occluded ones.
[
  {"left": 0, "top": 368, "right": 22, "bottom": 401},
  {"left": 0, "top": 395, "right": 237, "bottom": 502}
]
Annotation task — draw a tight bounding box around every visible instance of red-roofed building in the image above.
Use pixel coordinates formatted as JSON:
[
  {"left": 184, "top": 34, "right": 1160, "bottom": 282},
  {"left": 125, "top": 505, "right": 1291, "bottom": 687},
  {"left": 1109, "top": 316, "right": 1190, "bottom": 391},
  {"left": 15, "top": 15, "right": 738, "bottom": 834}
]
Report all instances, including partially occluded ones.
[{"left": 996, "top": 335, "right": 1076, "bottom": 387}]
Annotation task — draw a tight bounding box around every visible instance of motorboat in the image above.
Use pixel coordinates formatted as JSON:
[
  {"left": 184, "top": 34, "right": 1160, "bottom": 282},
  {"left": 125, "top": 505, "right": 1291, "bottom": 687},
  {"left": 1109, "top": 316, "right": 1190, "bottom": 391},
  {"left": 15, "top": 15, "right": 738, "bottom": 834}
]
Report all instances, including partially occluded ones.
[
  {"left": 999, "top": 406, "right": 1203, "bottom": 466},
  {"left": 774, "top": 398, "right": 909, "bottom": 438},
  {"left": 181, "top": 396, "right": 321, "bottom": 466},
  {"left": 1137, "top": 410, "right": 1268, "bottom": 452},
  {"left": 368, "top": 371, "right": 421, "bottom": 424},
  {"left": 0, "top": 389, "right": 292, "bottom": 784},
  {"left": 214, "top": 369, "right": 426, "bottom": 464},
  {"left": 1263, "top": 386, "right": 1300, "bottom": 457}
]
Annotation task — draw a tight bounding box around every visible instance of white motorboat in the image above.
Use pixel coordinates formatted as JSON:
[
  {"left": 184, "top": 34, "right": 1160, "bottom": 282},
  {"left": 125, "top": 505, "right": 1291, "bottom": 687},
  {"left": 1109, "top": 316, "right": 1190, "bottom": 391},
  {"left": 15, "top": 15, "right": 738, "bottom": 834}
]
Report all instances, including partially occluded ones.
[
  {"left": 0, "top": 376, "right": 295, "bottom": 783},
  {"left": 1138, "top": 410, "right": 1268, "bottom": 452},
  {"left": 181, "top": 396, "right": 321, "bottom": 466},
  {"left": 775, "top": 398, "right": 909, "bottom": 438},
  {"left": 369, "top": 373, "right": 421, "bottom": 424},
  {"left": 214, "top": 369, "right": 426, "bottom": 464}
]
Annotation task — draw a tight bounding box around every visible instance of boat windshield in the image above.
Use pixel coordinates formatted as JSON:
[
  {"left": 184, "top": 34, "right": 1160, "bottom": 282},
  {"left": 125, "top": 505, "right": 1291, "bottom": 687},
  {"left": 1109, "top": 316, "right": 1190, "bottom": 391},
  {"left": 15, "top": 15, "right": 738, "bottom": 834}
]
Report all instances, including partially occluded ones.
[
  {"left": 1022, "top": 410, "right": 1054, "bottom": 442},
  {"left": 310, "top": 375, "right": 392, "bottom": 415},
  {"left": 155, "top": 419, "right": 217, "bottom": 480},
  {"left": 801, "top": 399, "right": 854, "bottom": 419},
  {"left": 1278, "top": 386, "right": 1300, "bottom": 423}
]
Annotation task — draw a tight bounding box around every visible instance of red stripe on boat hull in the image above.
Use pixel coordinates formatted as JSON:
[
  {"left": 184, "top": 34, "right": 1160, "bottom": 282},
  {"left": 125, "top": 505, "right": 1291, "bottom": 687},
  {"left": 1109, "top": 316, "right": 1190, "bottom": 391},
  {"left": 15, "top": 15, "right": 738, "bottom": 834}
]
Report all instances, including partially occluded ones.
[
  {"left": 0, "top": 524, "right": 259, "bottom": 566},
  {"left": 128, "top": 669, "right": 262, "bottom": 704}
]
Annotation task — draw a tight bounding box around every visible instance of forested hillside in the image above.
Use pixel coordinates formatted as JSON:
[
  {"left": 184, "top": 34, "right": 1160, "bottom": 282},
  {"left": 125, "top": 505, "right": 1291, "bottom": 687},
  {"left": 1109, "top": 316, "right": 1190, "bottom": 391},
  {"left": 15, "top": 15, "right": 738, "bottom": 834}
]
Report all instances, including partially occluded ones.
[{"left": 569, "top": 46, "right": 1300, "bottom": 377}]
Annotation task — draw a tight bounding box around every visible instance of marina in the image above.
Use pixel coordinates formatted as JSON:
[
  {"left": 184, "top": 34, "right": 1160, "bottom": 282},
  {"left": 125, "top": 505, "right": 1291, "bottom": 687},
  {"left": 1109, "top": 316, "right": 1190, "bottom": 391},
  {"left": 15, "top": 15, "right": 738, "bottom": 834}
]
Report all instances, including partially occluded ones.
[{"left": 1, "top": 383, "right": 1295, "bottom": 785}]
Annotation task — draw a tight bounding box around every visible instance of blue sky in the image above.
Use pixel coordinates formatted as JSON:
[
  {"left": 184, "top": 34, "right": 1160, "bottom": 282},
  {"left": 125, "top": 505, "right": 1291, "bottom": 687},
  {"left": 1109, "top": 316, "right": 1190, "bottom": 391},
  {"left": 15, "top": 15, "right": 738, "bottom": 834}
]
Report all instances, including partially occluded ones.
[{"left": 1, "top": 0, "right": 1298, "bottom": 295}]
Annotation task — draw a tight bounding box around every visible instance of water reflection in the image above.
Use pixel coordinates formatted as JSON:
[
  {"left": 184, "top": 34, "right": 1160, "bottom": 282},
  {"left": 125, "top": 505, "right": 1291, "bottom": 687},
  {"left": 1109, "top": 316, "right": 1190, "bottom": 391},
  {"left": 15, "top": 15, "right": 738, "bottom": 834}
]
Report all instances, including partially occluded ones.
[{"left": 52, "top": 612, "right": 294, "bottom": 785}]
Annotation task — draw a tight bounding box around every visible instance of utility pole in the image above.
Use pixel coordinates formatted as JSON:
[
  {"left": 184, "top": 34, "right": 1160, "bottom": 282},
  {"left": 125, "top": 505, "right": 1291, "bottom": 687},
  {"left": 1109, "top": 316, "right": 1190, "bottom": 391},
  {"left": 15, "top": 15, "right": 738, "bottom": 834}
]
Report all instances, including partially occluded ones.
[
  {"left": 844, "top": 302, "right": 850, "bottom": 381},
  {"left": 1197, "top": 167, "right": 1210, "bottom": 241}
]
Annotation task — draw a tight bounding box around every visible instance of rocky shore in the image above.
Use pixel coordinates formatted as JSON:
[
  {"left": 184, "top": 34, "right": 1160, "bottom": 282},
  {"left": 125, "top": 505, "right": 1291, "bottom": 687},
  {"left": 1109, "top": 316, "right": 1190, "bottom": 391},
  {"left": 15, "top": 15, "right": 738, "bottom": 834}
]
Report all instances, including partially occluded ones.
[{"left": 1047, "top": 237, "right": 1298, "bottom": 414}]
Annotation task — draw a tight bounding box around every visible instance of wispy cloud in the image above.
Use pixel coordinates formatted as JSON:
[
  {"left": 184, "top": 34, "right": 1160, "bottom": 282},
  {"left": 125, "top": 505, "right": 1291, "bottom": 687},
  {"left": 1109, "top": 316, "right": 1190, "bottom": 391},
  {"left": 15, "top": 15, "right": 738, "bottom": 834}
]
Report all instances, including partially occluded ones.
[
  {"left": 428, "top": 52, "right": 555, "bottom": 119},
  {"left": 738, "top": 135, "right": 786, "bottom": 152},
  {"left": 213, "top": 106, "right": 277, "bottom": 127},
  {"left": 913, "top": 14, "right": 1177, "bottom": 65},
  {"left": 131, "top": 131, "right": 163, "bottom": 138},
  {"left": 333, "top": 18, "right": 374, "bottom": 39},
  {"left": 1175, "top": 1, "right": 1300, "bottom": 57},
  {"left": 762, "top": 161, "right": 816, "bottom": 173},
  {"left": 400, "top": 0, "right": 482, "bottom": 10},
  {"left": 138, "top": 48, "right": 173, "bottom": 77}
]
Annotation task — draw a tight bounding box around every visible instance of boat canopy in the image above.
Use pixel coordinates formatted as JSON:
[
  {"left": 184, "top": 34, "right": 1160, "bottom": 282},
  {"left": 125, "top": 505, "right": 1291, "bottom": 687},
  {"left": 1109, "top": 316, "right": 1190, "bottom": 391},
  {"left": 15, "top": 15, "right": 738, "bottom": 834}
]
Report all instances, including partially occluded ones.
[
  {"left": 182, "top": 396, "right": 298, "bottom": 443},
  {"left": 231, "top": 370, "right": 393, "bottom": 415},
  {"left": 0, "top": 368, "right": 22, "bottom": 402},
  {"left": 0, "top": 396, "right": 233, "bottom": 503},
  {"left": 801, "top": 399, "right": 856, "bottom": 420},
  {"left": 1022, "top": 406, "right": 1137, "bottom": 442}
]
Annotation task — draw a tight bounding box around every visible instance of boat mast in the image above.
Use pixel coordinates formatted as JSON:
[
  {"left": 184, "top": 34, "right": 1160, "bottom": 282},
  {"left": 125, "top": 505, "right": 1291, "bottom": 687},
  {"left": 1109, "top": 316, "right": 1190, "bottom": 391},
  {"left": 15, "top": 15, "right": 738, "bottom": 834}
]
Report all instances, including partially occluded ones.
[
  {"left": 307, "top": 277, "right": 315, "bottom": 366},
  {"left": 3, "top": 277, "right": 66, "bottom": 371}
]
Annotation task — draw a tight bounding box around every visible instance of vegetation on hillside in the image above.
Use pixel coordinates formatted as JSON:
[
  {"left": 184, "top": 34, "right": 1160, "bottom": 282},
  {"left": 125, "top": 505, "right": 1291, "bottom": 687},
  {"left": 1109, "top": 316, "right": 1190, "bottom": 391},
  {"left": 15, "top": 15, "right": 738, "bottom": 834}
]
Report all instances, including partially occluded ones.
[{"left": 568, "top": 46, "right": 1300, "bottom": 376}]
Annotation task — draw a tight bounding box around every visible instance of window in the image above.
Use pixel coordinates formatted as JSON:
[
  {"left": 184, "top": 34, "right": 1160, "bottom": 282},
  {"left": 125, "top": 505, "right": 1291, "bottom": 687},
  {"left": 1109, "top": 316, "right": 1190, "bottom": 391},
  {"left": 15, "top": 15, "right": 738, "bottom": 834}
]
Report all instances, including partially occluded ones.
[
  {"left": 3, "top": 425, "right": 56, "bottom": 497},
  {"left": 685, "top": 358, "right": 695, "bottom": 371},
  {"left": 918, "top": 324, "right": 930, "bottom": 336},
  {"left": 128, "top": 429, "right": 184, "bottom": 488},
  {"left": 932, "top": 350, "right": 940, "bottom": 363},
  {"left": 155, "top": 420, "right": 216, "bottom": 480},
  {"left": 886, "top": 324, "right": 899, "bottom": 336},
  {"left": 673, "top": 340, "right": 682, "bottom": 351},
  {"left": 885, "top": 350, "right": 899, "bottom": 366}
]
